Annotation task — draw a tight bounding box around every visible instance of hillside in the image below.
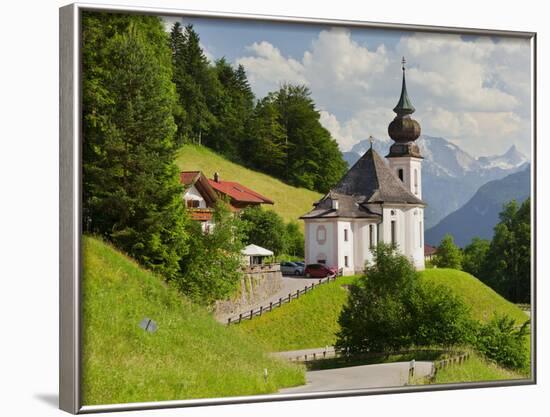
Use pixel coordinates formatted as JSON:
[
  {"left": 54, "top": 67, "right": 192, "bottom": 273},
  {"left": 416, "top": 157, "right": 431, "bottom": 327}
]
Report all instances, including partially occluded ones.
[
  {"left": 420, "top": 269, "right": 528, "bottom": 324},
  {"left": 237, "top": 276, "right": 358, "bottom": 352},
  {"left": 425, "top": 166, "right": 530, "bottom": 247},
  {"left": 82, "top": 236, "right": 304, "bottom": 405},
  {"left": 237, "top": 269, "right": 528, "bottom": 352},
  {"left": 175, "top": 144, "right": 322, "bottom": 226}
]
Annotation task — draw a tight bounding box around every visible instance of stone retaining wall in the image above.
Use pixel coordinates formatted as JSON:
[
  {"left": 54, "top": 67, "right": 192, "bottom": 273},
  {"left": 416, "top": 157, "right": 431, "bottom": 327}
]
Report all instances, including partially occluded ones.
[{"left": 214, "top": 269, "right": 283, "bottom": 318}]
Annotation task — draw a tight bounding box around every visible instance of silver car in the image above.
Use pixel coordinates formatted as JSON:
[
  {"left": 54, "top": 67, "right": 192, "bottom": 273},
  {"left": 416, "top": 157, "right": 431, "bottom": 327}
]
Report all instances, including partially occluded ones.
[{"left": 280, "top": 261, "right": 304, "bottom": 276}]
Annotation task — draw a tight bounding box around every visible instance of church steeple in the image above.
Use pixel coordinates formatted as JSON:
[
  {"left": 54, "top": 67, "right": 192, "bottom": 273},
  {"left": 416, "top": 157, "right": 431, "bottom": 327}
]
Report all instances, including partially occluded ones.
[
  {"left": 387, "top": 57, "right": 422, "bottom": 158},
  {"left": 393, "top": 57, "right": 415, "bottom": 116}
]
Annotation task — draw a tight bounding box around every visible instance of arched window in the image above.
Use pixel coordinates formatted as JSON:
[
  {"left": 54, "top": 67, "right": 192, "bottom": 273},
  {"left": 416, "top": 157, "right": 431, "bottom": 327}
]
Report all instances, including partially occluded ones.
[
  {"left": 391, "top": 220, "right": 397, "bottom": 246},
  {"left": 414, "top": 169, "right": 418, "bottom": 195},
  {"left": 398, "top": 168, "right": 404, "bottom": 182},
  {"left": 316, "top": 225, "right": 327, "bottom": 244}
]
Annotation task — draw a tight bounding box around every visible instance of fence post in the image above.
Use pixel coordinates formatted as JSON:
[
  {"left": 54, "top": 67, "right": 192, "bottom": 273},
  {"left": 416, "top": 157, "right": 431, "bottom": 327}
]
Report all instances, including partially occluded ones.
[
  {"left": 288, "top": 293, "right": 291, "bottom": 302},
  {"left": 239, "top": 313, "right": 242, "bottom": 323},
  {"left": 227, "top": 317, "right": 231, "bottom": 325},
  {"left": 279, "top": 297, "right": 282, "bottom": 306},
  {"left": 296, "top": 289, "right": 300, "bottom": 298},
  {"left": 260, "top": 306, "right": 263, "bottom": 316},
  {"left": 250, "top": 309, "right": 253, "bottom": 320},
  {"left": 311, "top": 283, "right": 314, "bottom": 290},
  {"left": 269, "top": 302, "right": 273, "bottom": 312},
  {"left": 319, "top": 279, "right": 322, "bottom": 285}
]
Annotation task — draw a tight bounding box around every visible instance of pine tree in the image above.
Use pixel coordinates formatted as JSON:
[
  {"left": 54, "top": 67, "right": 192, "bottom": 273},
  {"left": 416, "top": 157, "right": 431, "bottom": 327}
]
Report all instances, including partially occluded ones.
[
  {"left": 169, "top": 23, "right": 216, "bottom": 144},
  {"left": 269, "top": 84, "right": 347, "bottom": 192},
  {"left": 82, "top": 14, "right": 189, "bottom": 280}
]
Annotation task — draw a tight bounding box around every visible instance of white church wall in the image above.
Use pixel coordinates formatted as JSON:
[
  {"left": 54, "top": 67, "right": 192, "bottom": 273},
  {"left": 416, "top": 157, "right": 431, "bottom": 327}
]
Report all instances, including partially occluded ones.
[
  {"left": 352, "top": 220, "right": 378, "bottom": 274},
  {"left": 337, "top": 220, "right": 354, "bottom": 275},
  {"left": 305, "top": 220, "right": 337, "bottom": 267},
  {"left": 381, "top": 205, "right": 425, "bottom": 270}
]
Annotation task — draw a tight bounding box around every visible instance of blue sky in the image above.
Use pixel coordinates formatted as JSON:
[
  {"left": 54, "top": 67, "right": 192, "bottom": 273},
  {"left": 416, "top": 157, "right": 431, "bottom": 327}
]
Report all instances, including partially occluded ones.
[{"left": 162, "top": 16, "right": 532, "bottom": 158}]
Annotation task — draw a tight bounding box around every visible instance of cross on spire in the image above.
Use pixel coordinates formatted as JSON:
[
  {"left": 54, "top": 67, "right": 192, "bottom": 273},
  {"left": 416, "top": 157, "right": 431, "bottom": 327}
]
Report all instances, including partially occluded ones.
[
  {"left": 402, "top": 56, "right": 406, "bottom": 71},
  {"left": 368, "top": 135, "right": 374, "bottom": 149}
]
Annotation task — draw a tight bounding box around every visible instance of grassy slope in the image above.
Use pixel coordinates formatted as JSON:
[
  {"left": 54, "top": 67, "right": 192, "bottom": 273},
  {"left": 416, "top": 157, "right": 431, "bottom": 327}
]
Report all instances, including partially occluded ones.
[
  {"left": 175, "top": 144, "right": 322, "bottom": 226},
  {"left": 237, "top": 276, "right": 358, "bottom": 352},
  {"left": 238, "top": 269, "right": 529, "bottom": 353},
  {"left": 82, "top": 236, "right": 304, "bottom": 405},
  {"left": 420, "top": 268, "right": 529, "bottom": 324},
  {"left": 428, "top": 351, "right": 525, "bottom": 384}
]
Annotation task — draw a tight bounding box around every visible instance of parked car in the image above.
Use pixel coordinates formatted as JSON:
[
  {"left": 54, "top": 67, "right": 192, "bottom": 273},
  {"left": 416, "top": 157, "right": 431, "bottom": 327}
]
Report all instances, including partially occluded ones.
[
  {"left": 280, "top": 261, "right": 304, "bottom": 276},
  {"left": 294, "top": 261, "right": 305, "bottom": 268},
  {"left": 304, "top": 263, "right": 338, "bottom": 278}
]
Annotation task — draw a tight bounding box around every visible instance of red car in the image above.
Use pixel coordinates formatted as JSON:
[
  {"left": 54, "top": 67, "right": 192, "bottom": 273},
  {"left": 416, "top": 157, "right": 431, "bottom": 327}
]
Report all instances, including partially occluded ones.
[{"left": 304, "top": 263, "right": 338, "bottom": 278}]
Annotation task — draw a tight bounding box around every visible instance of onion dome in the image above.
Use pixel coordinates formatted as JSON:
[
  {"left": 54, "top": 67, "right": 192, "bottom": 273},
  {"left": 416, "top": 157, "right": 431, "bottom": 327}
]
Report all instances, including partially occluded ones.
[{"left": 387, "top": 57, "right": 422, "bottom": 158}]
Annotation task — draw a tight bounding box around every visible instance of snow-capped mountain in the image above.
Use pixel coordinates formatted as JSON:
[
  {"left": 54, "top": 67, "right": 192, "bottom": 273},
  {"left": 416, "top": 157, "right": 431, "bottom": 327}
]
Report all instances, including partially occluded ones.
[
  {"left": 343, "top": 135, "right": 529, "bottom": 228},
  {"left": 478, "top": 145, "right": 529, "bottom": 170}
]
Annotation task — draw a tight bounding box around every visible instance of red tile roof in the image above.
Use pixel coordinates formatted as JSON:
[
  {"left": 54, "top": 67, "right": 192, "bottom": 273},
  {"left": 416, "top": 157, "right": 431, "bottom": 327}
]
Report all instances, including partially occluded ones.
[
  {"left": 208, "top": 179, "right": 274, "bottom": 205},
  {"left": 424, "top": 244, "right": 437, "bottom": 256},
  {"left": 180, "top": 171, "right": 201, "bottom": 186}
]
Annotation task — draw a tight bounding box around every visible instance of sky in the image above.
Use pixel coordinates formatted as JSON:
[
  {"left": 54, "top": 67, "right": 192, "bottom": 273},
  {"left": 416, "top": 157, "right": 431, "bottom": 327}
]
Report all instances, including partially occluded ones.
[{"left": 162, "top": 16, "right": 532, "bottom": 158}]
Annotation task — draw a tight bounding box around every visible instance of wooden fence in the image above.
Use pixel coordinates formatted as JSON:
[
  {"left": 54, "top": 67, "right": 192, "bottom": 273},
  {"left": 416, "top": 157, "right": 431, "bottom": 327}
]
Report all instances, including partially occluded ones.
[
  {"left": 226, "top": 273, "right": 340, "bottom": 325},
  {"left": 285, "top": 348, "right": 452, "bottom": 364}
]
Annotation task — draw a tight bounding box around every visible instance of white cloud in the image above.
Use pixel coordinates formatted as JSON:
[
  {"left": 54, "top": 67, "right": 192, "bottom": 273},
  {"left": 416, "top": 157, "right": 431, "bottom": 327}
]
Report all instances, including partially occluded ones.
[
  {"left": 236, "top": 29, "right": 531, "bottom": 156},
  {"left": 236, "top": 42, "right": 307, "bottom": 96}
]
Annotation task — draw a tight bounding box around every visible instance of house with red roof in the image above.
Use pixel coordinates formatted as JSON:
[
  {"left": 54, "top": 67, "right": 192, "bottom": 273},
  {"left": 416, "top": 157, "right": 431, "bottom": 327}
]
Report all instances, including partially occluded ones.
[{"left": 180, "top": 171, "right": 274, "bottom": 232}]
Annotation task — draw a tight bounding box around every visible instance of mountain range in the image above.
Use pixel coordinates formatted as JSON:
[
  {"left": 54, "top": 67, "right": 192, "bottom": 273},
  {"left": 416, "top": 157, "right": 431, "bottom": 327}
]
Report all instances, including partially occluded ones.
[
  {"left": 343, "top": 135, "right": 529, "bottom": 229},
  {"left": 425, "top": 165, "right": 531, "bottom": 247}
]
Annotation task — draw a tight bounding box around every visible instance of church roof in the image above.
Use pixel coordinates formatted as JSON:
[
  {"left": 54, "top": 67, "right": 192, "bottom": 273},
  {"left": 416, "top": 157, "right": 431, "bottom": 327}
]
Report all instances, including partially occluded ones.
[{"left": 301, "top": 148, "right": 425, "bottom": 219}]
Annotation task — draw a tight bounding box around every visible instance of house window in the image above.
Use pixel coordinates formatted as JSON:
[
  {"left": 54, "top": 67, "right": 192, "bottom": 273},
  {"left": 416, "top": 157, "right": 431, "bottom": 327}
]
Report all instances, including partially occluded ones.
[
  {"left": 344, "top": 228, "right": 348, "bottom": 242},
  {"left": 419, "top": 221, "right": 423, "bottom": 247},
  {"left": 391, "top": 220, "right": 397, "bottom": 246},
  {"left": 344, "top": 256, "right": 349, "bottom": 268},
  {"left": 398, "top": 168, "right": 404, "bottom": 182},
  {"left": 317, "top": 259, "right": 326, "bottom": 265},
  {"left": 187, "top": 199, "right": 200, "bottom": 208},
  {"left": 414, "top": 169, "right": 418, "bottom": 195},
  {"left": 316, "top": 225, "right": 327, "bottom": 244},
  {"left": 377, "top": 223, "right": 382, "bottom": 243},
  {"left": 369, "top": 224, "right": 375, "bottom": 249}
]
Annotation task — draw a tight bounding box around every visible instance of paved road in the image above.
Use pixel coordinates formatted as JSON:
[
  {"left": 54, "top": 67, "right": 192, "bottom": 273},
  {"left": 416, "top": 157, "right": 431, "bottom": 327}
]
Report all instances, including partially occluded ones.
[
  {"left": 278, "top": 361, "right": 433, "bottom": 393},
  {"left": 216, "top": 275, "right": 323, "bottom": 323}
]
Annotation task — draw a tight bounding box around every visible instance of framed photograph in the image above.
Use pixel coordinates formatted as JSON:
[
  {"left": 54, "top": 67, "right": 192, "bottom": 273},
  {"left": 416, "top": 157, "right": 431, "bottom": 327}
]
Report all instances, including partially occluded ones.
[{"left": 59, "top": 2, "right": 536, "bottom": 413}]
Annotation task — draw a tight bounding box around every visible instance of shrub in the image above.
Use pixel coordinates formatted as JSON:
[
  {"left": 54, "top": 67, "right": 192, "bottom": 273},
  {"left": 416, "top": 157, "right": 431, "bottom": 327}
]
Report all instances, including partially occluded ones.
[
  {"left": 474, "top": 313, "right": 530, "bottom": 371},
  {"left": 434, "top": 234, "right": 463, "bottom": 269},
  {"left": 336, "top": 244, "right": 476, "bottom": 354},
  {"left": 241, "top": 206, "right": 287, "bottom": 255},
  {"left": 411, "top": 280, "right": 476, "bottom": 348},
  {"left": 285, "top": 221, "right": 305, "bottom": 258},
  {"left": 178, "top": 201, "right": 246, "bottom": 305},
  {"left": 336, "top": 244, "right": 417, "bottom": 353}
]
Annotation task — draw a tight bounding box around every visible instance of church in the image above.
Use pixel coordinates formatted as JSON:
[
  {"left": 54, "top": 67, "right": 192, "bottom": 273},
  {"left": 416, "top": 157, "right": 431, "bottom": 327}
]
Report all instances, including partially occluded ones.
[{"left": 301, "top": 58, "right": 426, "bottom": 273}]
